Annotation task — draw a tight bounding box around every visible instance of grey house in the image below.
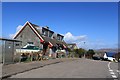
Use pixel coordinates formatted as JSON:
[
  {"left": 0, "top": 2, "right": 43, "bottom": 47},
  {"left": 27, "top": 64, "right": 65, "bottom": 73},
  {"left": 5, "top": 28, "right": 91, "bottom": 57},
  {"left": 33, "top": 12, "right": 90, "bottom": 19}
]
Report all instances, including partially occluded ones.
[
  {"left": 13, "top": 21, "right": 67, "bottom": 57},
  {"left": 67, "top": 43, "right": 78, "bottom": 51}
]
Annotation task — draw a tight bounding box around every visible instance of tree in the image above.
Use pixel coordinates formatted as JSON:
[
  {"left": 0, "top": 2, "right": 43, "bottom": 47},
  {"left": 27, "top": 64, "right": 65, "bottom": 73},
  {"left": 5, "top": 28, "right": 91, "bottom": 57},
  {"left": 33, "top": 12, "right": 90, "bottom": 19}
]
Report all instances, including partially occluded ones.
[
  {"left": 67, "top": 48, "right": 72, "bottom": 52},
  {"left": 67, "top": 48, "right": 74, "bottom": 58},
  {"left": 86, "top": 49, "right": 95, "bottom": 59},
  {"left": 74, "top": 48, "right": 86, "bottom": 58}
]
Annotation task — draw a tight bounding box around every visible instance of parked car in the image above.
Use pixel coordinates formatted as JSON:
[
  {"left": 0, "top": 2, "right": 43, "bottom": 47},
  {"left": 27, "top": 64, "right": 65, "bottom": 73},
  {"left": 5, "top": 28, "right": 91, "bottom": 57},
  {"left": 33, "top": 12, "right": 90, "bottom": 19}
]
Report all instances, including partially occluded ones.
[
  {"left": 100, "top": 57, "right": 106, "bottom": 60},
  {"left": 92, "top": 56, "right": 101, "bottom": 60}
]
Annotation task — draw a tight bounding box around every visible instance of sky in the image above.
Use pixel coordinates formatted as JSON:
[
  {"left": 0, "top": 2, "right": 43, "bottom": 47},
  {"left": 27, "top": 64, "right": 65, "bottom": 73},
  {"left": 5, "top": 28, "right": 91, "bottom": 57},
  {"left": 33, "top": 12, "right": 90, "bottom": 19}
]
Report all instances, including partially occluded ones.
[{"left": 2, "top": 2, "right": 118, "bottom": 49}]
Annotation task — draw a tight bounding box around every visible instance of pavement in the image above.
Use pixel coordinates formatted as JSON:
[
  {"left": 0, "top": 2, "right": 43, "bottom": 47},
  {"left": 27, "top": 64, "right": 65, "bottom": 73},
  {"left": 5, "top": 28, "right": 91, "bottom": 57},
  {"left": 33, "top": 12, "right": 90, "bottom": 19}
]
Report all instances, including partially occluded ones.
[{"left": 2, "top": 58, "right": 77, "bottom": 79}]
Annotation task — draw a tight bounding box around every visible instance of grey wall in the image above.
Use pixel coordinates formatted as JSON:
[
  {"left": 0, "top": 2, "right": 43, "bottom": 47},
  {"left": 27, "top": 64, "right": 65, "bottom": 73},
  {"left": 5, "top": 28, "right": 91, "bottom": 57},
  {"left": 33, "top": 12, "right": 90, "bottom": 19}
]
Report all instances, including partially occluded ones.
[
  {"left": 4, "top": 41, "right": 14, "bottom": 64},
  {"left": 15, "top": 24, "right": 43, "bottom": 48}
]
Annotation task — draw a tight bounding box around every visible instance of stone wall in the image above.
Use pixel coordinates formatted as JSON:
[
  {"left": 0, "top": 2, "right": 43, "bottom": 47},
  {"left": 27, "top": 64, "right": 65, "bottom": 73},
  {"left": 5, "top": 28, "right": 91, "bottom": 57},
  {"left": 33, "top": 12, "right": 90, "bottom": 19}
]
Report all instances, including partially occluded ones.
[{"left": 15, "top": 25, "right": 43, "bottom": 49}]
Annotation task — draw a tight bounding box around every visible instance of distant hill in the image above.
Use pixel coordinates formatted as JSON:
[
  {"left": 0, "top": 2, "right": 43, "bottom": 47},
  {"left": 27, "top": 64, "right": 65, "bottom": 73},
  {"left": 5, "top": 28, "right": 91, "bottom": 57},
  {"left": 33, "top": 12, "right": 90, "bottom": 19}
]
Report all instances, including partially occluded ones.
[
  {"left": 95, "top": 48, "right": 119, "bottom": 53},
  {"left": 93, "top": 48, "right": 119, "bottom": 57}
]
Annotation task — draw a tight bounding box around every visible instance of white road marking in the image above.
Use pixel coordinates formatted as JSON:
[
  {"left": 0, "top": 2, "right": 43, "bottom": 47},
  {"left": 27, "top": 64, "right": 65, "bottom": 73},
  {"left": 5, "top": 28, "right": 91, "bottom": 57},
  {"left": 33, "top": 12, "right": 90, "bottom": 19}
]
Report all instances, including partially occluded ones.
[
  {"left": 116, "top": 70, "right": 120, "bottom": 73},
  {"left": 108, "top": 62, "right": 118, "bottom": 78},
  {"left": 111, "top": 75, "right": 117, "bottom": 78},
  {"left": 110, "top": 72, "right": 115, "bottom": 75},
  {"left": 109, "top": 69, "right": 113, "bottom": 72},
  {"left": 116, "top": 70, "right": 120, "bottom": 75}
]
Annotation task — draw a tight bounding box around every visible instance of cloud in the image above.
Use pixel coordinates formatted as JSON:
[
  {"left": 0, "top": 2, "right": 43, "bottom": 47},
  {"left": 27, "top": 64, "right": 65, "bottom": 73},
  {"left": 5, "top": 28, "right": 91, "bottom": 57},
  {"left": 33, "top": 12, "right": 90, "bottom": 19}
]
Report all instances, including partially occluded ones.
[
  {"left": 16, "top": 25, "right": 23, "bottom": 32},
  {"left": 64, "top": 32, "right": 117, "bottom": 49},
  {"left": 9, "top": 25, "right": 23, "bottom": 39},
  {"left": 77, "top": 40, "right": 117, "bottom": 50},
  {"left": 9, "top": 34, "right": 15, "bottom": 39},
  {"left": 64, "top": 32, "right": 87, "bottom": 43},
  {"left": 64, "top": 32, "right": 88, "bottom": 49}
]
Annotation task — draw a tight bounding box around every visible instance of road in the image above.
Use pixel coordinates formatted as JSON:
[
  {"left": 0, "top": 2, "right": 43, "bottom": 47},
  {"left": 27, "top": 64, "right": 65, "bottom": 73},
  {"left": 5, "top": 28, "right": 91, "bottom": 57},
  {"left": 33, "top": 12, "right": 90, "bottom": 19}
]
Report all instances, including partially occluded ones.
[{"left": 10, "top": 58, "right": 119, "bottom": 78}]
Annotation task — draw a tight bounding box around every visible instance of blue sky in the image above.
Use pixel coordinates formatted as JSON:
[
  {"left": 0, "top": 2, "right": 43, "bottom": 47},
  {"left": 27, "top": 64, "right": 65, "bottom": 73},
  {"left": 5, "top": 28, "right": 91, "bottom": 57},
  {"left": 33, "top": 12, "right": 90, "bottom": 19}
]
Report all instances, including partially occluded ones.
[{"left": 2, "top": 2, "right": 118, "bottom": 49}]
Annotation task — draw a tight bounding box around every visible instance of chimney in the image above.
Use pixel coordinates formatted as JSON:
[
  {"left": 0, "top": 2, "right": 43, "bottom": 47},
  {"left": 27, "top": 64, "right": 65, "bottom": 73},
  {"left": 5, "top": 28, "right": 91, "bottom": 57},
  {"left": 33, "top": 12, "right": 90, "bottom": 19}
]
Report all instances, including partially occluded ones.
[{"left": 45, "top": 26, "right": 49, "bottom": 30}]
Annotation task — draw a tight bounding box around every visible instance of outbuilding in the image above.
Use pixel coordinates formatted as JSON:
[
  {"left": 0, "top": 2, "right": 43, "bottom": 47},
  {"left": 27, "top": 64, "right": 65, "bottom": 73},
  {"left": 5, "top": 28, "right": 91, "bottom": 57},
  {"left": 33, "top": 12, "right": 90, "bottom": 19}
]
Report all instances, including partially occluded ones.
[{"left": 0, "top": 38, "right": 22, "bottom": 64}]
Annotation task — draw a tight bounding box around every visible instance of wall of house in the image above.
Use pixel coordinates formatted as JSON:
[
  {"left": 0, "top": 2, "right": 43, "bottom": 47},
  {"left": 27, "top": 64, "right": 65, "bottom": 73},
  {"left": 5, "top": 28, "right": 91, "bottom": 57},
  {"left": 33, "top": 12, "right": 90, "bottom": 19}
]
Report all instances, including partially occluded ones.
[
  {"left": 15, "top": 25, "right": 43, "bottom": 49},
  {"left": 74, "top": 45, "right": 78, "bottom": 49},
  {"left": 53, "top": 33, "right": 57, "bottom": 39}
]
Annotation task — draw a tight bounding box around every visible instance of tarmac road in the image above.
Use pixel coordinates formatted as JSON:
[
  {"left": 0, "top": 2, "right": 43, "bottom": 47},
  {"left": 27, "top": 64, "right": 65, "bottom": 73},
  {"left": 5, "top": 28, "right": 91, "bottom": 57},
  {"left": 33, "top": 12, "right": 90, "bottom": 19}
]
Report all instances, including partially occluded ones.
[{"left": 10, "top": 58, "right": 119, "bottom": 79}]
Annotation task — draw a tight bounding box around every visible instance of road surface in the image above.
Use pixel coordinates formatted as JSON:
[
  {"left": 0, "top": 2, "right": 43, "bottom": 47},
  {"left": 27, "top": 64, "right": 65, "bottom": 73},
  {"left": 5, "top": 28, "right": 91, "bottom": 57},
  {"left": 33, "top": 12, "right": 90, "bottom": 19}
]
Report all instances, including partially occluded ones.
[{"left": 10, "top": 58, "right": 119, "bottom": 78}]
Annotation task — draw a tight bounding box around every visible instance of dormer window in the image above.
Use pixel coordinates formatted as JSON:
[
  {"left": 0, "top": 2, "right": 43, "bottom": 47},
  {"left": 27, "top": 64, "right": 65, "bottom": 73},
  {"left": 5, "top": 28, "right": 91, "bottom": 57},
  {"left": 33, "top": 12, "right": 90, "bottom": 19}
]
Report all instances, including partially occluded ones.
[
  {"left": 42, "top": 30, "right": 48, "bottom": 36},
  {"left": 49, "top": 31, "right": 54, "bottom": 38},
  {"left": 43, "top": 31, "right": 46, "bottom": 36},
  {"left": 57, "top": 34, "right": 64, "bottom": 41},
  {"left": 49, "top": 33, "right": 52, "bottom": 38},
  {"left": 57, "top": 36, "right": 60, "bottom": 40}
]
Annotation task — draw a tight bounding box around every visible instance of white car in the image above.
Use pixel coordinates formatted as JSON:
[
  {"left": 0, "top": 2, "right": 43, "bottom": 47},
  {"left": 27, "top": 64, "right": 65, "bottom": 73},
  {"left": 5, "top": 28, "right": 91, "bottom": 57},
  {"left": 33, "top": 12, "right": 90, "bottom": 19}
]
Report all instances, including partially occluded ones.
[
  {"left": 103, "top": 52, "right": 117, "bottom": 62},
  {"left": 107, "top": 57, "right": 117, "bottom": 62}
]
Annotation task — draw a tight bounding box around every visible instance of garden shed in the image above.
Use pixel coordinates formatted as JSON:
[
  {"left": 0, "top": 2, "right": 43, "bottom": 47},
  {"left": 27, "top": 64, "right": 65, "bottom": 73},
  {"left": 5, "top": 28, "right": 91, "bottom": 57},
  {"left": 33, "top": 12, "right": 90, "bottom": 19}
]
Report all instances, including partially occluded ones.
[{"left": 0, "top": 38, "right": 22, "bottom": 64}]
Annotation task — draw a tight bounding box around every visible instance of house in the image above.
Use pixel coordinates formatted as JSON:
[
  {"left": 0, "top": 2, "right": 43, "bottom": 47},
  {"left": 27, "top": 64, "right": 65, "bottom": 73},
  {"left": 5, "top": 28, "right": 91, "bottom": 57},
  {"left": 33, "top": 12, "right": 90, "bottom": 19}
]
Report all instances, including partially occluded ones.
[
  {"left": 103, "top": 52, "right": 117, "bottom": 62},
  {"left": 13, "top": 21, "right": 68, "bottom": 58},
  {"left": 67, "top": 43, "right": 78, "bottom": 51}
]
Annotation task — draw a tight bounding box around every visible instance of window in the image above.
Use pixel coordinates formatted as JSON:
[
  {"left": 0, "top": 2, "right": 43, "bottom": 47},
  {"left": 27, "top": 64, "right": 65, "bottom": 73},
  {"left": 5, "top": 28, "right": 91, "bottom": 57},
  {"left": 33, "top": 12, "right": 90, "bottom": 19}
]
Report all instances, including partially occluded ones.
[
  {"left": 42, "top": 30, "right": 48, "bottom": 36},
  {"left": 57, "top": 36, "right": 63, "bottom": 41},
  {"left": 57, "top": 36, "right": 61, "bottom": 40},
  {"left": 44, "top": 31, "right": 48, "bottom": 36},
  {"left": 49, "top": 32, "right": 53, "bottom": 38},
  {"left": 15, "top": 44, "right": 19, "bottom": 46}
]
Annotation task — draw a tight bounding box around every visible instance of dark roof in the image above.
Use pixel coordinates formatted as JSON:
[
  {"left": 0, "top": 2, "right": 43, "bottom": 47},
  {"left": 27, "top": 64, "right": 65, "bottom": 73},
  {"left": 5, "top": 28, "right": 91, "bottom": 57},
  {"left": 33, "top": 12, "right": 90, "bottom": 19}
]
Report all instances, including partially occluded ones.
[
  {"left": 68, "top": 43, "right": 76, "bottom": 45},
  {"left": 57, "top": 34, "right": 64, "bottom": 37},
  {"left": 29, "top": 22, "right": 40, "bottom": 28},
  {"left": 42, "top": 27, "right": 54, "bottom": 33},
  {"left": 62, "top": 41, "right": 68, "bottom": 47},
  {"left": 42, "top": 36, "right": 57, "bottom": 46},
  {"left": 29, "top": 22, "right": 42, "bottom": 37},
  {"left": 29, "top": 22, "right": 67, "bottom": 48},
  {"left": 53, "top": 39, "right": 68, "bottom": 48}
]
